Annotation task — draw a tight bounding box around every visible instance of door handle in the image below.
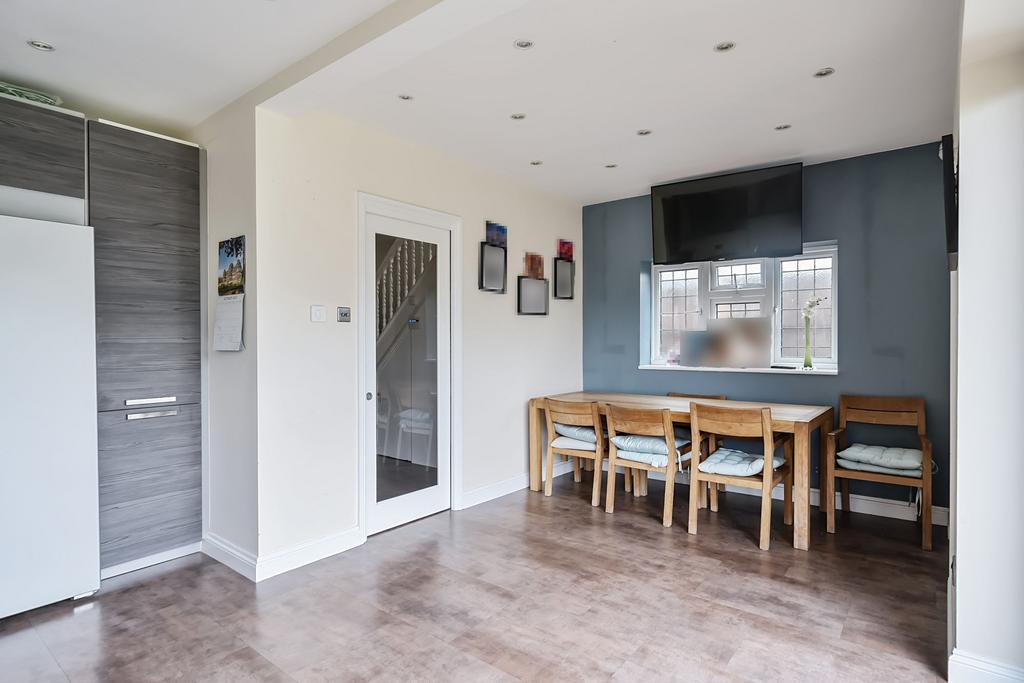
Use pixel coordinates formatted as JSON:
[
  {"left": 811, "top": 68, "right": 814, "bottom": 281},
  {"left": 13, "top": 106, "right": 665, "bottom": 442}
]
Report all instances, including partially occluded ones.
[
  {"left": 127, "top": 410, "right": 178, "bottom": 420},
  {"left": 366, "top": 392, "right": 373, "bottom": 401}
]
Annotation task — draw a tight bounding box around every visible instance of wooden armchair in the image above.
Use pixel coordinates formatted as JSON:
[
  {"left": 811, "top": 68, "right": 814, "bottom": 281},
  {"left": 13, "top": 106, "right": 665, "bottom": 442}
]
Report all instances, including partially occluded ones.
[
  {"left": 689, "top": 403, "right": 793, "bottom": 550},
  {"left": 824, "top": 395, "right": 933, "bottom": 550},
  {"left": 604, "top": 404, "right": 694, "bottom": 527},
  {"left": 543, "top": 399, "right": 606, "bottom": 506}
]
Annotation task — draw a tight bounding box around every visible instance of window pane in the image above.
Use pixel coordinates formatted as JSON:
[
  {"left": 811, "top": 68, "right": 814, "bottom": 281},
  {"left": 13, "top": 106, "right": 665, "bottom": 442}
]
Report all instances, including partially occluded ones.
[
  {"left": 799, "top": 259, "right": 815, "bottom": 270},
  {"left": 748, "top": 263, "right": 761, "bottom": 274},
  {"left": 718, "top": 308, "right": 732, "bottom": 319},
  {"left": 815, "top": 258, "right": 832, "bottom": 269},
  {"left": 734, "top": 273, "right": 747, "bottom": 287},
  {"left": 782, "top": 291, "right": 798, "bottom": 309},
  {"left": 686, "top": 313, "right": 700, "bottom": 329},
  {"left": 782, "top": 329, "right": 800, "bottom": 347},
  {"left": 661, "top": 282, "right": 673, "bottom": 297},
  {"left": 782, "top": 310, "right": 799, "bottom": 327},
  {"left": 814, "top": 347, "right": 831, "bottom": 359},
  {"left": 782, "top": 346, "right": 800, "bottom": 358},
  {"left": 798, "top": 271, "right": 814, "bottom": 289},
  {"left": 685, "top": 295, "right": 698, "bottom": 312},
  {"left": 814, "top": 328, "right": 831, "bottom": 347},
  {"left": 661, "top": 314, "right": 673, "bottom": 330},
  {"left": 798, "top": 290, "right": 814, "bottom": 307},
  {"left": 672, "top": 270, "right": 686, "bottom": 280},
  {"left": 782, "top": 272, "right": 798, "bottom": 290},
  {"left": 674, "top": 314, "right": 686, "bottom": 330},
  {"left": 815, "top": 269, "right": 831, "bottom": 288},
  {"left": 685, "top": 279, "right": 697, "bottom": 295},
  {"left": 813, "top": 314, "right": 829, "bottom": 329},
  {"left": 782, "top": 260, "right": 798, "bottom": 272}
]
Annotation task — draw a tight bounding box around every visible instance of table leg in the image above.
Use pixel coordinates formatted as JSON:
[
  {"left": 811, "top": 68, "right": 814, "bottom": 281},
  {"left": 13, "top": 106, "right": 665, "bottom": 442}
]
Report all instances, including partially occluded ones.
[
  {"left": 529, "top": 400, "right": 542, "bottom": 492},
  {"left": 819, "top": 411, "right": 833, "bottom": 513},
  {"left": 793, "top": 422, "right": 811, "bottom": 550}
]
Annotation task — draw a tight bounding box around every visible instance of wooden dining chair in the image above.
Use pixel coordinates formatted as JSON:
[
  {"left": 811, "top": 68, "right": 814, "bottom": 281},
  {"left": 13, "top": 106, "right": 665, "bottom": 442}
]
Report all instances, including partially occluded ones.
[
  {"left": 668, "top": 392, "right": 727, "bottom": 506},
  {"left": 604, "top": 404, "right": 694, "bottom": 527},
  {"left": 689, "top": 403, "right": 793, "bottom": 550},
  {"left": 824, "top": 395, "right": 933, "bottom": 550},
  {"left": 543, "top": 399, "right": 606, "bottom": 506}
]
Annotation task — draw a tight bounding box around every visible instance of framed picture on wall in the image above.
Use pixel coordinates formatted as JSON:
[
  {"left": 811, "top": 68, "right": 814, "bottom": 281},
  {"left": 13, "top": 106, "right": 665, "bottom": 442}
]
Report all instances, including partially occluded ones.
[
  {"left": 553, "top": 257, "right": 574, "bottom": 299},
  {"left": 517, "top": 276, "right": 548, "bottom": 315},
  {"left": 479, "top": 242, "right": 507, "bottom": 293}
]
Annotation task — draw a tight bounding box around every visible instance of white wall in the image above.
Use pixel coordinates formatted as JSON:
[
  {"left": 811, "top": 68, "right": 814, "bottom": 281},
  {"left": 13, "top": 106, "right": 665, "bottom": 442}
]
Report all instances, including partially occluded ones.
[
  {"left": 951, "top": 37, "right": 1024, "bottom": 683},
  {"left": 252, "top": 108, "right": 581, "bottom": 559},
  {"left": 191, "top": 102, "right": 260, "bottom": 557}
]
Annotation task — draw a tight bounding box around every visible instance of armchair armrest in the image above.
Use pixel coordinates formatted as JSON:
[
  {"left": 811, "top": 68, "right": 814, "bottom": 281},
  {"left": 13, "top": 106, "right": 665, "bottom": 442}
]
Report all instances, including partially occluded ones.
[{"left": 827, "top": 427, "right": 845, "bottom": 440}]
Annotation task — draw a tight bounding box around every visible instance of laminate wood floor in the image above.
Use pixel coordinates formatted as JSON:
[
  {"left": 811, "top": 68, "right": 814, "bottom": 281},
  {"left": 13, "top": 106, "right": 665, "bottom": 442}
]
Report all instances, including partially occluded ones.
[{"left": 1, "top": 472, "right": 948, "bottom": 682}]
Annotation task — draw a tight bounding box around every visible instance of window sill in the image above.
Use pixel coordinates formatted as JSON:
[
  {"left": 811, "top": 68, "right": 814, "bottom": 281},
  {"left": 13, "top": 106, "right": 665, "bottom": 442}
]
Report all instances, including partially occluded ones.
[{"left": 638, "top": 364, "right": 838, "bottom": 376}]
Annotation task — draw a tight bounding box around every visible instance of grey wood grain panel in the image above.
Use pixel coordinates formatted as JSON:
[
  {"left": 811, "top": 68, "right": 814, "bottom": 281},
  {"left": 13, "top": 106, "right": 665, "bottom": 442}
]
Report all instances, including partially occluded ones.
[
  {"left": 0, "top": 97, "right": 85, "bottom": 198},
  {"left": 88, "top": 121, "right": 200, "bottom": 411},
  {"left": 98, "top": 405, "right": 201, "bottom": 568}
]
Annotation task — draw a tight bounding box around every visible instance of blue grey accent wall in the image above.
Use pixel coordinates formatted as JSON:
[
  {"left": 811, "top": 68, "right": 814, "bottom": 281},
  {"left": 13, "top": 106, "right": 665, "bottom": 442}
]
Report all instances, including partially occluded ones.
[{"left": 582, "top": 143, "right": 951, "bottom": 506}]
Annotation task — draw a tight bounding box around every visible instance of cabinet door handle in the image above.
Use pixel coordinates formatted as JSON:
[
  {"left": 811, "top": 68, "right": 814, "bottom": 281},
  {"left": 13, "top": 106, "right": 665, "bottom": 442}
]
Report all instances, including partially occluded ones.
[
  {"left": 125, "top": 396, "right": 177, "bottom": 406},
  {"left": 126, "top": 410, "right": 178, "bottom": 420}
]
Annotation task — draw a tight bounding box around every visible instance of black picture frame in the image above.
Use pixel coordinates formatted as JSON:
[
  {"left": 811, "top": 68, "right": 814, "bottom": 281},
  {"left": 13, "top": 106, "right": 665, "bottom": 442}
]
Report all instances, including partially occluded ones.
[
  {"left": 478, "top": 242, "right": 507, "bottom": 293},
  {"left": 517, "top": 276, "right": 548, "bottom": 315},
  {"left": 553, "top": 258, "right": 574, "bottom": 300}
]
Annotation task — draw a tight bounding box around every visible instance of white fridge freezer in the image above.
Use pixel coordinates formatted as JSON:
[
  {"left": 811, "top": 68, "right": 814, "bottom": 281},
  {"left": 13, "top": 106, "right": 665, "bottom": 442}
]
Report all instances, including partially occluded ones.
[{"left": 0, "top": 214, "right": 100, "bottom": 619}]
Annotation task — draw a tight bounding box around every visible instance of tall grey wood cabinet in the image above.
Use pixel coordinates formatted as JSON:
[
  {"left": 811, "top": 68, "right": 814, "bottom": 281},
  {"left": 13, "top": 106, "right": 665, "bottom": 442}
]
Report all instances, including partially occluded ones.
[{"left": 88, "top": 122, "right": 202, "bottom": 571}]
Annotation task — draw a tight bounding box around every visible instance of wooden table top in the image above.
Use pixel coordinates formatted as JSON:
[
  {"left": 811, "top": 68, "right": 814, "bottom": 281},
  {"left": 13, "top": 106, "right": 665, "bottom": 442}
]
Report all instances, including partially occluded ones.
[{"left": 534, "top": 391, "right": 832, "bottom": 426}]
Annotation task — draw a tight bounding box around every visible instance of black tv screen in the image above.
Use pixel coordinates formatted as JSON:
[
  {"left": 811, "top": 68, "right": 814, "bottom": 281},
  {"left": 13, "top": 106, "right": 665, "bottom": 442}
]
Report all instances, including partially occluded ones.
[{"left": 651, "top": 163, "right": 803, "bottom": 264}]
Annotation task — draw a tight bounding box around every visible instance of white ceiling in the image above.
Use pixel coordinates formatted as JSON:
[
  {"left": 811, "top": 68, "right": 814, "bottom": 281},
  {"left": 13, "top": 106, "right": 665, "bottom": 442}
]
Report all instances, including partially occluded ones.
[
  {"left": 0, "top": 0, "right": 395, "bottom": 134},
  {"left": 269, "top": 0, "right": 962, "bottom": 205}
]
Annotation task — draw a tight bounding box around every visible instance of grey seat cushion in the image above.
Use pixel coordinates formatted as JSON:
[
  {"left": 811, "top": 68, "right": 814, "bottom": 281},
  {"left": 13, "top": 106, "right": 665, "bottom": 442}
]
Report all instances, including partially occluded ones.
[
  {"left": 838, "top": 443, "right": 922, "bottom": 470},
  {"left": 551, "top": 435, "right": 597, "bottom": 451},
  {"left": 610, "top": 434, "right": 688, "bottom": 454},
  {"left": 837, "top": 458, "right": 922, "bottom": 477},
  {"left": 697, "top": 448, "right": 784, "bottom": 477},
  {"left": 617, "top": 449, "right": 692, "bottom": 468},
  {"left": 553, "top": 423, "right": 597, "bottom": 443}
]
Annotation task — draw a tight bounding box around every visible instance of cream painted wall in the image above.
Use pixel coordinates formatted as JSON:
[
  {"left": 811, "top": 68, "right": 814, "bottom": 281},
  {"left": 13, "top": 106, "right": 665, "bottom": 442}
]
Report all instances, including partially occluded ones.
[
  {"left": 191, "top": 102, "right": 260, "bottom": 556},
  {"left": 253, "top": 108, "right": 581, "bottom": 557},
  {"left": 951, "top": 41, "right": 1024, "bottom": 683}
]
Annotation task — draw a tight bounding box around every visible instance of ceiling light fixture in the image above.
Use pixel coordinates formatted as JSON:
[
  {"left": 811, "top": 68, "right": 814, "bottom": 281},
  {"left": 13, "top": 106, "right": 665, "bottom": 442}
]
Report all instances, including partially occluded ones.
[
  {"left": 397, "top": 94, "right": 413, "bottom": 100},
  {"left": 814, "top": 67, "right": 835, "bottom": 78},
  {"left": 774, "top": 124, "right": 792, "bottom": 130},
  {"left": 530, "top": 160, "right": 543, "bottom": 166},
  {"left": 510, "top": 113, "right": 526, "bottom": 120},
  {"left": 514, "top": 39, "right": 534, "bottom": 50},
  {"left": 27, "top": 40, "right": 54, "bottom": 52},
  {"left": 714, "top": 41, "right": 735, "bottom": 52},
  {"left": 605, "top": 164, "right": 618, "bottom": 168},
  {"left": 636, "top": 129, "right": 652, "bottom": 136}
]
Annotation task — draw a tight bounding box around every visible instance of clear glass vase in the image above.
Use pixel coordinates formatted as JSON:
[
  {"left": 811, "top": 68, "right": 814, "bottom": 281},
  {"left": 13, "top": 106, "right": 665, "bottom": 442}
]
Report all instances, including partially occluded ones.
[{"left": 803, "top": 316, "right": 813, "bottom": 369}]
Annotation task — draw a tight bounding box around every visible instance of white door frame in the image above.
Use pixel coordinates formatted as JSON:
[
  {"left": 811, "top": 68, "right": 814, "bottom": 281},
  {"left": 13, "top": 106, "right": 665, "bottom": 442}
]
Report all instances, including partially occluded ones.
[{"left": 357, "top": 192, "right": 463, "bottom": 536}]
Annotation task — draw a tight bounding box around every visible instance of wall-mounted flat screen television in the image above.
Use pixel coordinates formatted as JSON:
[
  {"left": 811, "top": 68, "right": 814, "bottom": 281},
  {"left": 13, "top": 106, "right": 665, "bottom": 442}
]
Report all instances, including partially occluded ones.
[{"left": 651, "top": 163, "right": 803, "bottom": 264}]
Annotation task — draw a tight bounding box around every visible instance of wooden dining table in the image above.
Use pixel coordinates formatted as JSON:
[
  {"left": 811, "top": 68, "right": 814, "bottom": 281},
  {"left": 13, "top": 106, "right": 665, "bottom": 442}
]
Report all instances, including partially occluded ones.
[{"left": 528, "top": 391, "right": 834, "bottom": 550}]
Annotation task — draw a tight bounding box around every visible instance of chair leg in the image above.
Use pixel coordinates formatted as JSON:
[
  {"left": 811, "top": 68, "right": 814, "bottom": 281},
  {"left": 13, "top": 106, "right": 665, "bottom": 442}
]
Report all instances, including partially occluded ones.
[
  {"left": 688, "top": 473, "right": 701, "bottom": 535},
  {"left": 921, "top": 481, "right": 932, "bottom": 551},
  {"left": 544, "top": 446, "right": 555, "bottom": 496},
  {"left": 840, "top": 479, "right": 850, "bottom": 513},
  {"left": 699, "top": 479, "right": 707, "bottom": 509},
  {"left": 605, "top": 455, "right": 618, "bottom": 513},
  {"left": 591, "top": 455, "right": 603, "bottom": 507},
  {"left": 632, "top": 469, "right": 641, "bottom": 498},
  {"left": 784, "top": 471, "right": 793, "bottom": 526},
  {"left": 759, "top": 484, "right": 773, "bottom": 551},
  {"left": 709, "top": 479, "right": 719, "bottom": 512},
  {"left": 662, "top": 465, "right": 675, "bottom": 527},
  {"left": 784, "top": 438, "right": 793, "bottom": 526},
  {"left": 572, "top": 456, "right": 582, "bottom": 483},
  {"left": 584, "top": 459, "right": 593, "bottom": 472},
  {"left": 641, "top": 470, "right": 649, "bottom": 496},
  {"left": 623, "top": 465, "right": 631, "bottom": 493},
  {"left": 825, "top": 457, "right": 836, "bottom": 535}
]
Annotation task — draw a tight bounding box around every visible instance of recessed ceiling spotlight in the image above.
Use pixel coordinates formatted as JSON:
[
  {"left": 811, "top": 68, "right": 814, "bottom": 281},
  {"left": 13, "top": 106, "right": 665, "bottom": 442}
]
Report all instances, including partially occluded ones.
[
  {"left": 510, "top": 113, "right": 526, "bottom": 120},
  {"left": 514, "top": 39, "right": 534, "bottom": 50},
  {"left": 27, "top": 40, "right": 54, "bottom": 52},
  {"left": 714, "top": 41, "right": 735, "bottom": 52},
  {"left": 605, "top": 164, "right": 618, "bottom": 168},
  {"left": 814, "top": 67, "right": 835, "bottom": 78},
  {"left": 397, "top": 94, "right": 413, "bottom": 100},
  {"left": 636, "top": 129, "right": 652, "bottom": 136},
  {"left": 529, "top": 160, "right": 543, "bottom": 166},
  {"left": 774, "top": 124, "right": 792, "bottom": 130}
]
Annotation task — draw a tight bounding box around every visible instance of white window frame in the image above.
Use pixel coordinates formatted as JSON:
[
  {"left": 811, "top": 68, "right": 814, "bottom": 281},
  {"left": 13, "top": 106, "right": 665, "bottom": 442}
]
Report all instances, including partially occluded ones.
[
  {"left": 772, "top": 243, "right": 838, "bottom": 368},
  {"left": 649, "top": 245, "right": 838, "bottom": 370}
]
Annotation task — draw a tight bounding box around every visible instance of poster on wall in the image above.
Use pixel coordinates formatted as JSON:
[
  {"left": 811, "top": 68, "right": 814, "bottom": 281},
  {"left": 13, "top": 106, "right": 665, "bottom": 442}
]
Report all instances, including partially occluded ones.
[
  {"left": 214, "top": 235, "right": 245, "bottom": 351},
  {"left": 217, "top": 236, "right": 245, "bottom": 295}
]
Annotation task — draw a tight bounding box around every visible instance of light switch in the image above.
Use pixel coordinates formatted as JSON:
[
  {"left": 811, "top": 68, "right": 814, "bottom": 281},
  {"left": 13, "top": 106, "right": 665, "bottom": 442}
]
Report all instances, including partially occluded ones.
[
  {"left": 310, "top": 305, "right": 327, "bottom": 322},
  {"left": 337, "top": 307, "right": 351, "bottom": 323}
]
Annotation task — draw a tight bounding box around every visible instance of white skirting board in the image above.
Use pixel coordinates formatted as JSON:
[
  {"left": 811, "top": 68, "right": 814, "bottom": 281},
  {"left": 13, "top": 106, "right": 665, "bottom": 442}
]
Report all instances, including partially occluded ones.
[
  {"left": 949, "top": 649, "right": 1024, "bottom": 682},
  {"left": 202, "top": 527, "right": 366, "bottom": 583},
  {"left": 100, "top": 542, "right": 203, "bottom": 580},
  {"left": 454, "top": 461, "right": 575, "bottom": 510}
]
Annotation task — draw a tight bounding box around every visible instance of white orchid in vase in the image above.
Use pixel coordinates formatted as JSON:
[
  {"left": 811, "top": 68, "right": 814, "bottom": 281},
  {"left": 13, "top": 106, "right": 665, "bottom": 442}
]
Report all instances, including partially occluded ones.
[{"left": 800, "top": 296, "right": 828, "bottom": 369}]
